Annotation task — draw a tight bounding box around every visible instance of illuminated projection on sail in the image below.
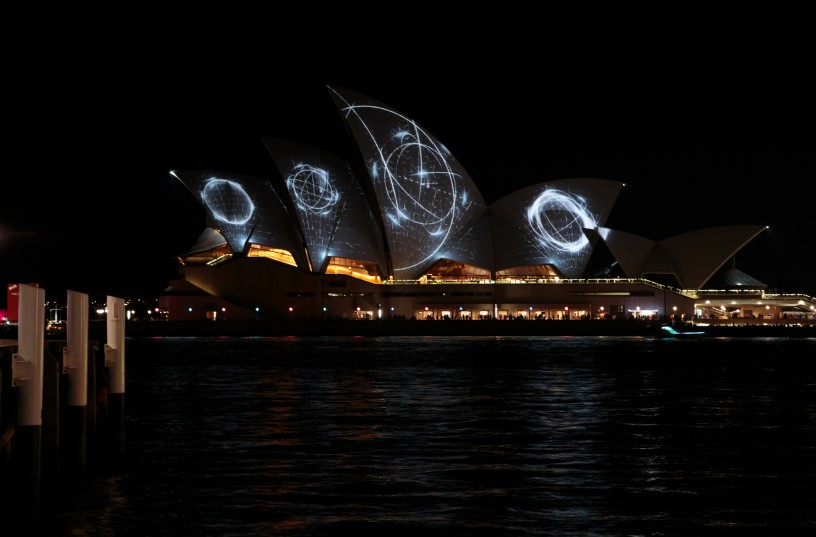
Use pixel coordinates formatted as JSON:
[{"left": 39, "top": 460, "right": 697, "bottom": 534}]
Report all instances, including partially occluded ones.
[{"left": 329, "top": 86, "right": 486, "bottom": 280}]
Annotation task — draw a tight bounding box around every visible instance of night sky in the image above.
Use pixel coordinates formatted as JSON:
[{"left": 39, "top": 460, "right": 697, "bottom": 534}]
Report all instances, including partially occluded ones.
[{"left": 2, "top": 6, "right": 814, "bottom": 303}]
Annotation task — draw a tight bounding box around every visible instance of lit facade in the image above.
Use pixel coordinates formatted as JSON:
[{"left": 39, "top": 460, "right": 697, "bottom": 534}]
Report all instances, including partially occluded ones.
[{"left": 160, "top": 87, "right": 816, "bottom": 324}]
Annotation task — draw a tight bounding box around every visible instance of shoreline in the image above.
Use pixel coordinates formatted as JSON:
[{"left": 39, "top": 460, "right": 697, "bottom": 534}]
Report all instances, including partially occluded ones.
[
  {"left": 4, "top": 320, "right": 814, "bottom": 341},
  {"left": 100, "top": 319, "right": 816, "bottom": 339}
]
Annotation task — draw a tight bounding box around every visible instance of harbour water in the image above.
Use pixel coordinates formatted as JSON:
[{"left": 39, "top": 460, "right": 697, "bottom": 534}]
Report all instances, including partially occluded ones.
[{"left": 40, "top": 335, "right": 816, "bottom": 536}]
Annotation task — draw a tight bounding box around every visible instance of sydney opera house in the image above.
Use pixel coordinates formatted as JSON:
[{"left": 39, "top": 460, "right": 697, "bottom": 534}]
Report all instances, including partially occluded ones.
[{"left": 158, "top": 87, "right": 815, "bottom": 325}]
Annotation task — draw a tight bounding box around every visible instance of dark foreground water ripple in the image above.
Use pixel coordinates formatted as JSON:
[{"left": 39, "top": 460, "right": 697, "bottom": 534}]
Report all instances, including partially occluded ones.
[{"left": 43, "top": 335, "right": 816, "bottom": 536}]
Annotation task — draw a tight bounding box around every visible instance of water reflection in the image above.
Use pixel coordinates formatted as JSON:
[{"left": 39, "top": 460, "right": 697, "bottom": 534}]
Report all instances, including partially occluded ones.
[{"left": 39, "top": 336, "right": 816, "bottom": 536}]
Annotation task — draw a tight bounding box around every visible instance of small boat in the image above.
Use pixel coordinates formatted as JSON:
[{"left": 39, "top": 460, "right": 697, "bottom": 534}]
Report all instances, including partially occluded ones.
[{"left": 659, "top": 324, "right": 706, "bottom": 337}]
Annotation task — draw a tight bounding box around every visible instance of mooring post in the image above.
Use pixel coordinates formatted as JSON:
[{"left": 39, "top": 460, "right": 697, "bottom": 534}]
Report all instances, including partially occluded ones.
[
  {"left": 11, "top": 283, "right": 46, "bottom": 524},
  {"left": 104, "top": 295, "right": 125, "bottom": 466},
  {"left": 63, "top": 290, "right": 89, "bottom": 479}
]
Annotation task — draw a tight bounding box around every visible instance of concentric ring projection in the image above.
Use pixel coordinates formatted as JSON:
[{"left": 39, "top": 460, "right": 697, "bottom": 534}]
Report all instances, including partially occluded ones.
[
  {"left": 286, "top": 164, "right": 339, "bottom": 215},
  {"left": 526, "top": 189, "right": 597, "bottom": 253},
  {"left": 201, "top": 178, "right": 255, "bottom": 225}
]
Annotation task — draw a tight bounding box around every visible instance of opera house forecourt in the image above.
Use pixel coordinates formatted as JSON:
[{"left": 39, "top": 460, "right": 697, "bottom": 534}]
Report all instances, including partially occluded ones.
[{"left": 156, "top": 87, "right": 816, "bottom": 336}]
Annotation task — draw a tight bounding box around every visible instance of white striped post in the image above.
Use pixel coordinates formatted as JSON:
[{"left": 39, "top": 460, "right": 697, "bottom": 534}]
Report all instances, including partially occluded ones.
[
  {"left": 104, "top": 295, "right": 125, "bottom": 465},
  {"left": 63, "top": 290, "right": 89, "bottom": 478},
  {"left": 11, "top": 283, "right": 46, "bottom": 520}
]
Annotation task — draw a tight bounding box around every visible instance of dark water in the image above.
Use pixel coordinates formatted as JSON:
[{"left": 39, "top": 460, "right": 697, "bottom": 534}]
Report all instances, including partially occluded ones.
[{"left": 44, "top": 336, "right": 816, "bottom": 536}]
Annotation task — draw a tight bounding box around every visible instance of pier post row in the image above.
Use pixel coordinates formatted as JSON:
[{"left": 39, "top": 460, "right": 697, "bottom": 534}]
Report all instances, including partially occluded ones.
[{"left": 0, "top": 285, "right": 125, "bottom": 527}]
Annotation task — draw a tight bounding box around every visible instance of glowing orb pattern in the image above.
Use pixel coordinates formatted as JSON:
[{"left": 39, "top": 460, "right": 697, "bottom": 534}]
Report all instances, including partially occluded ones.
[
  {"left": 526, "top": 189, "right": 597, "bottom": 254},
  {"left": 264, "top": 137, "right": 389, "bottom": 275},
  {"left": 170, "top": 172, "right": 277, "bottom": 257},
  {"left": 286, "top": 164, "right": 339, "bottom": 215},
  {"left": 201, "top": 178, "right": 255, "bottom": 225},
  {"left": 331, "top": 87, "right": 485, "bottom": 279},
  {"left": 375, "top": 125, "right": 462, "bottom": 241}
]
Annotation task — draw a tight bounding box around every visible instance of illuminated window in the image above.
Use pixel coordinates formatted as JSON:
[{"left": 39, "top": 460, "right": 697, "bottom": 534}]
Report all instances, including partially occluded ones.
[
  {"left": 248, "top": 245, "right": 298, "bottom": 267},
  {"left": 424, "top": 259, "right": 490, "bottom": 281},
  {"left": 325, "top": 257, "right": 383, "bottom": 284},
  {"left": 495, "top": 264, "right": 562, "bottom": 281}
]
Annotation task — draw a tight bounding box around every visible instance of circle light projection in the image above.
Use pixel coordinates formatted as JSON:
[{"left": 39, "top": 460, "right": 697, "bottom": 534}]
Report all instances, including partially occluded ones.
[
  {"left": 368, "top": 116, "right": 469, "bottom": 272},
  {"left": 526, "top": 189, "right": 597, "bottom": 254},
  {"left": 379, "top": 127, "right": 461, "bottom": 232},
  {"left": 330, "top": 86, "right": 486, "bottom": 279},
  {"left": 201, "top": 177, "right": 255, "bottom": 225},
  {"left": 286, "top": 164, "right": 339, "bottom": 215}
]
